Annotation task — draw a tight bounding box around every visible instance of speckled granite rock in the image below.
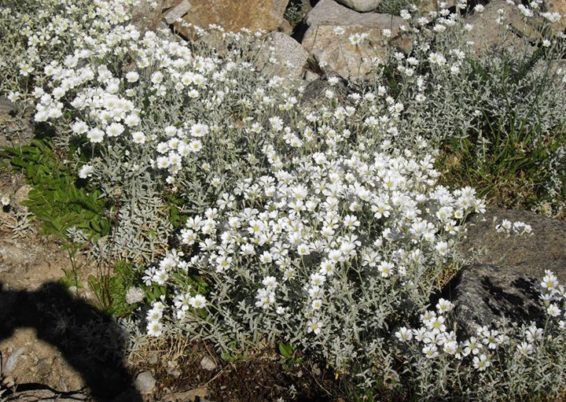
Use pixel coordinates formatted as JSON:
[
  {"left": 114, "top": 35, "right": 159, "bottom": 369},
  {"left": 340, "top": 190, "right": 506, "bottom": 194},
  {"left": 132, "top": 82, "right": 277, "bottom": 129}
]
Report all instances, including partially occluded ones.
[
  {"left": 447, "top": 208, "right": 566, "bottom": 334},
  {"left": 459, "top": 208, "right": 566, "bottom": 283},
  {"left": 446, "top": 264, "right": 546, "bottom": 335}
]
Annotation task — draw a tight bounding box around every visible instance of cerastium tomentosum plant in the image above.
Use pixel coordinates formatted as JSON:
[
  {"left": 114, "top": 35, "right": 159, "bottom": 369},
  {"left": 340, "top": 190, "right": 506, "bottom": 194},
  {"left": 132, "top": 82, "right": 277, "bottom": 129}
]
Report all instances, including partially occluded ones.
[{"left": 1, "top": 0, "right": 565, "bottom": 399}]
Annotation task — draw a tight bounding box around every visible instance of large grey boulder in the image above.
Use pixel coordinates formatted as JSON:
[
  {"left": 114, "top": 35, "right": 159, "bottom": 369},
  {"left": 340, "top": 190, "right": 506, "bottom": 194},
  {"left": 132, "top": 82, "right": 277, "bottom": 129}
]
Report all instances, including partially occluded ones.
[
  {"left": 464, "top": 0, "right": 539, "bottom": 56},
  {"left": 174, "top": 0, "right": 290, "bottom": 33},
  {"left": 303, "top": 0, "right": 408, "bottom": 80},
  {"left": 448, "top": 208, "right": 566, "bottom": 334},
  {"left": 301, "top": 76, "right": 352, "bottom": 107},
  {"left": 459, "top": 208, "right": 566, "bottom": 283},
  {"left": 336, "top": 0, "right": 381, "bottom": 13},
  {"left": 306, "top": 0, "right": 396, "bottom": 27},
  {"left": 0, "top": 97, "right": 34, "bottom": 148},
  {"left": 447, "top": 264, "right": 547, "bottom": 335},
  {"left": 544, "top": 0, "right": 566, "bottom": 34},
  {"left": 258, "top": 32, "right": 309, "bottom": 79}
]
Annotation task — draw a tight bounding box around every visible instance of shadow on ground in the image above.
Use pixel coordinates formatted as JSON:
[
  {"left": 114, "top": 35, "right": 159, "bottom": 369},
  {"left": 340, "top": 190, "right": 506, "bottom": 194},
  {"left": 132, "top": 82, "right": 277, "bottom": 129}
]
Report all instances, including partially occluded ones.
[{"left": 0, "top": 282, "right": 142, "bottom": 402}]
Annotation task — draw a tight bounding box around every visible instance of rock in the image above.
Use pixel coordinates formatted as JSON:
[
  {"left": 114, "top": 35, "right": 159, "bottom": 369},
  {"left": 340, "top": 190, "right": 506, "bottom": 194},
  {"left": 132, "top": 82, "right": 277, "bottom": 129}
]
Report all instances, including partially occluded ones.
[
  {"left": 0, "top": 97, "right": 34, "bottom": 148},
  {"left": 302, "top": 21, "right": 404, "bottom": 80},
  {"left": 450, "top": 208, "right": 566, "bottom": 335},
  {"left": 161, "top": 0, "right": 180, "bottom": 9},
  {"left": 2, "top": 376, "right": 14, "bottom": 388},
  {"left": 336, "top": 0, "right": 381, "bottom": 12},
  {"left": 5, "top": 347, "right": 27, "bottom": 374},
  {"left": 303, "top": 0, "right": 409, "bottom": 80},
  {"left": 135, "top": 371, "right": 156, "bottom": 394},
  {"left": 459, "top": 208, "right": 566, "bottom": 283},
  {"left": 164, "top": 0, "right": 191, "bottom": 24},
  {"left": 301, "top": 76, "right": 352, "bottom": 107},
  {"left": 544, "top": 0, "right": 566, "bottom": 33},
  {"left": 258, "top": 32, "right": 309, "bottom": 79},
  {"left": 0, "top": 96, "right": 14, "bottom": 114},
  {"left": 464, "top": 0, "right": 539, "bottom": 57},
  {"left": 130, "top": 0, "right": 163, "bottom": 31},
  {"left": 447, "top": 264, "right": 547, "bottom": 336},
  {"left": 177, "top": 0, "right": 290, "bottom": 33},
  {"left": 200, "top": 356, "right": 217, "bottom": 371},
  {"left": 13, "top": 184, "right": 32, "bottom": 207},
  {"left": 278, "top": 18, "right": 294, "bottom": 34},
  {"left": 304, "top": 70, "right": 320, "bottom": 81},
  {"left": 162, "top": 387, "right": 209, "bottom": 402},
  {"left": 410, "top": 0, "right": 458, "bottom": 14},
  {"left": 147, "top": 351, "right": 159, "bottom": 365},
  {"left": 0, "top": 239, "right": 36, "bottom": 275},
  {"left": 306, "top": 0, "right": 397, "bottom": 27}
]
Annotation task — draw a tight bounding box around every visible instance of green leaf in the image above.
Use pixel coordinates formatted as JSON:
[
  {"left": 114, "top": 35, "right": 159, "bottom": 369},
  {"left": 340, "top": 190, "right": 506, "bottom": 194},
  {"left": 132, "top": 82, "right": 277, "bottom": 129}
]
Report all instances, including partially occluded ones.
[{"left": 278, "top": 342, "right": 294, "bottom": 359}]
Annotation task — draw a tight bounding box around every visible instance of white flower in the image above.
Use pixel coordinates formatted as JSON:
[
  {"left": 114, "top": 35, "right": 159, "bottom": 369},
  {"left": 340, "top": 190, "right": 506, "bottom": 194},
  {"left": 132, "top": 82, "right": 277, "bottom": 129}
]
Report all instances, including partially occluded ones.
[
  {"left": 126, "top": 71, "right": 139, "bottom": 83},
  {"left": 395, "top": 327, "right": 413, "bottom": 342},
  {"left": 106, "top": 122, "right": 124, "bottom": 137},
  {"left": 262, "top": 276, "right": 278, "bottom": 290},
  {"left": 311, "top": 299, "right": 323, "bottom": 310},
  {"left": 125, "top": 287, "right": 145, "bottom": 304},
  {"left": 132, "top": 131, "right": 146, "bottom": 144},
  {"left": 517, "top": 4, "right": 533, "bottom": 17},
  {"left": 255, "top": 288, "right": 275, "bottom": 309},
  {"left": 124, "top": 113, "right": 140, "bottom": 127},
  {"left": 333, "top": 27, "right": 345, "bottom": 36},
  {"left": 377, "top": 261, "right": 394, "bottom": 278},
  {"left": 297, "top": 243, "right": 311, "bottom": 256},
  {"left": 349, "top": 32, "right": 369, "bottom": 46},
  {"left": 151, "top": 71, "right": 163, "bottom": 84},
  {"left": 156, "top": 156, "right": 170, "bottom": 169},
  {"left": 328, "top": 76, "right": 340, "bottom": 86},
  {"left": 191, "top": 123, "right": 209, "bottom": 137},
  {"left": 516, "top": 342, "right": 533, "bottom": 356},
  {"left": 147, "top": 320, "right": 163, "bottom": 337},
  {"left": 540, "top": 12, "right": 561, "bottom": 23},
  {"left": 463, "top": 337, "right": 481, "bottom": 356},
  {"left": 473, "top": 354, "right": 491, "bottom": 371},
  {"left": 189, "top": 294, "right": 207, "bottom": 309},
  {"left": 422, "top": 344, "right": 439, "bottom": 359},
  {"left": 1, "top": 195, "right": 10, "bottom": 207},
  {"left": 189, "top": 140, "right": 203, "bottom": 153},
  {"left": 435, "top": 241, "right": 449, "bottom": 257},
  {"left": 541, "top": 271, "right": 559, "bottom": 291},
  {"left": 443, "top": 341, "right": 459, "bottom": 355},
  {"left": 87, "top": 128, "right": 105, "bottom": 143},
  {"left": 436, "top": 298, "right": 454, "bottom": 314},
  {"left": 71, "top": 120, "right": 89, "bottom": 135},
  {"left": 428, "top": 52, "right": 447, "bottom": 66},
  {"left": 307, "top": 319, "right": 323, "bottom": 335},
  {"left": 547, "top": 304, "right": 561, "bottom": 317},
  {"left": 525, "top": 325, "right": 543, "bottom": 343},
  {"left": 269, "top": 116, "right": 284, "bottom": 132},
  {"left": 78, "top": 164, "right": 94, "bottom": 179}
]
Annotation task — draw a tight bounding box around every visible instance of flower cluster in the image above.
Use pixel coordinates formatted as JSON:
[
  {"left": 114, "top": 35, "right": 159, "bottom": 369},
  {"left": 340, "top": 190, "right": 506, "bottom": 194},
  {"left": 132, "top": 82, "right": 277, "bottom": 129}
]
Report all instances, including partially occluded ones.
[
  {"left": 145, "top": 120, "right": 485, "bottom": 375},
  {"left": 494, "top": 219, "right": 533, "bottom": 236},
  {"left": 396, "top": 270, "right": 565, "bottom": 376}
]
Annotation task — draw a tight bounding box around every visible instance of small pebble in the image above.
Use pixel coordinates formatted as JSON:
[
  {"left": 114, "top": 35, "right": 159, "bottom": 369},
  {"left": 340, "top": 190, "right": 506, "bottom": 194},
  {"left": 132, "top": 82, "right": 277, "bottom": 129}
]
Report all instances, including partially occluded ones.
[
  {"left": 200, "top": 356, "right": 217, "bottom": 371},
  {"left": 135, "top": 371, "right": 156, "bottom": 394}
]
